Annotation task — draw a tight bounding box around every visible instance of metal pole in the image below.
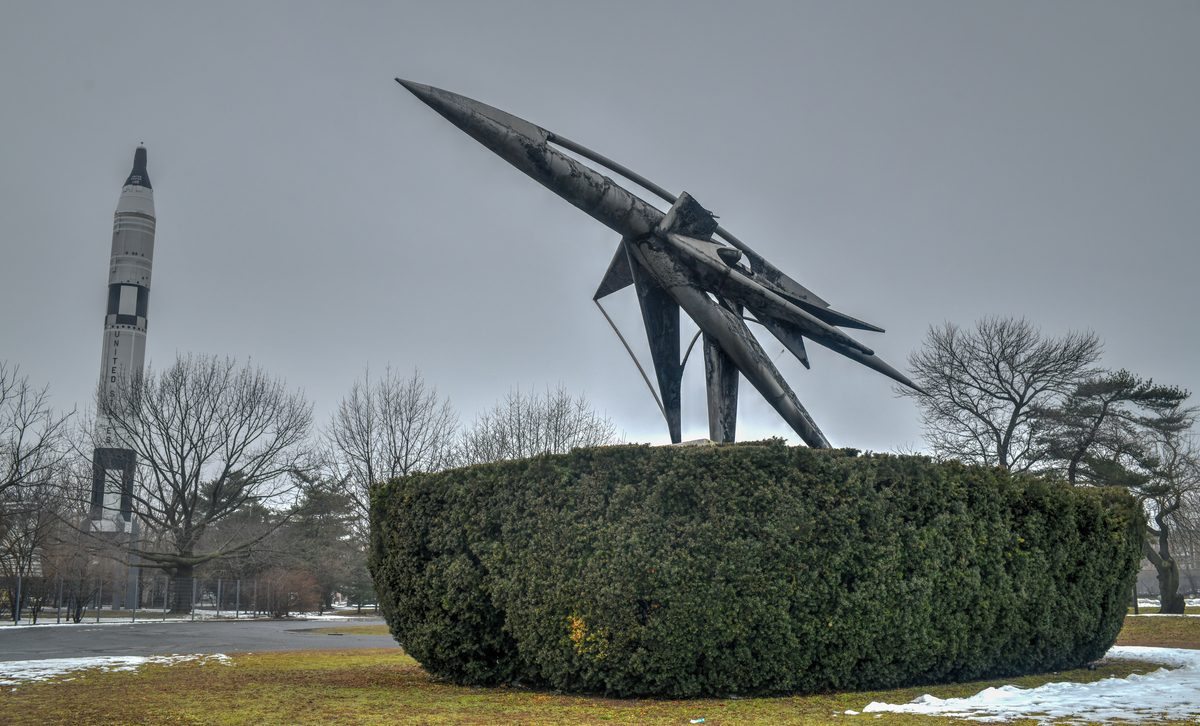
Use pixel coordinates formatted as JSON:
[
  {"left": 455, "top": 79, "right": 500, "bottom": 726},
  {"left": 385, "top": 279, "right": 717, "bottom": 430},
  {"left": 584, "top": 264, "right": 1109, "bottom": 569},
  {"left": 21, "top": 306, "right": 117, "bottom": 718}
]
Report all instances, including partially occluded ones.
[
  {"left": 96, "top": 580, "right": 103, "bottom": 623},
  {"left": 216, "top": 578, "right": 222, "bottom": 618},
  {"left": 56, "top": 576, "right": 63, "bottom": 624},
  {"left": 253, "top": 579, "right": 258, "bottom": 617},
  {"left": 594, "top": 298, "right": 669, "bottom": 423},
  {"left": 235, "top": 580, "right": 241, "bottom": 619},
  {"left": 191, "top": 578, "right": 197, "bottom": 621},
  {"left": 163, "top": 577, "right": 168, "bottom": 620},
  {"left": 131, "top": 569, "right": 139, "bottom": 623},
  {"left": 14, "top": 573, "right": 22, "bottom": 624}
]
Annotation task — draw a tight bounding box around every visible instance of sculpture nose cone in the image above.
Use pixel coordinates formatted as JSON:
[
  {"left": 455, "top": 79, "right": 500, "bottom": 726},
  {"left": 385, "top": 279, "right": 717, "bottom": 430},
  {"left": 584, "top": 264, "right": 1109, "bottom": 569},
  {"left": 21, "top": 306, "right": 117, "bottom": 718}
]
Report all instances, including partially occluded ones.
[
  {"left": 394, "top": 78, "right": 435, "bottom": 102},
  {"left": 394, "top": 78, "right": 551, "bottom": 146}
]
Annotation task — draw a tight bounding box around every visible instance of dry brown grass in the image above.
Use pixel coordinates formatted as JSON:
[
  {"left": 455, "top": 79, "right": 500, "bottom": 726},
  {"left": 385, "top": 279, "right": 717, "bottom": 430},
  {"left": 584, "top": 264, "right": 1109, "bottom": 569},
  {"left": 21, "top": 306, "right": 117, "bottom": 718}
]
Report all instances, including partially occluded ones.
[
  {"left": 304, "top": 624, "right": 391, "bottom": 636},
  {"left": 1117, "top": 615, "right": 1200, "bottom": 649},
  {"left": 0, "top": 615, "right": 1194, "bottom": 725}
]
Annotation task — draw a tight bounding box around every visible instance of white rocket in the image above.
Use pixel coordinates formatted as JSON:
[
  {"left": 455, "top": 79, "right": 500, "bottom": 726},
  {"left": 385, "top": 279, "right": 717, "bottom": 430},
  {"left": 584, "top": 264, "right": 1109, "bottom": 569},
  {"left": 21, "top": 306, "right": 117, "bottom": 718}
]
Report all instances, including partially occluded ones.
[{"left": 90, "top": 146, "right": 155, "bottom": 533}]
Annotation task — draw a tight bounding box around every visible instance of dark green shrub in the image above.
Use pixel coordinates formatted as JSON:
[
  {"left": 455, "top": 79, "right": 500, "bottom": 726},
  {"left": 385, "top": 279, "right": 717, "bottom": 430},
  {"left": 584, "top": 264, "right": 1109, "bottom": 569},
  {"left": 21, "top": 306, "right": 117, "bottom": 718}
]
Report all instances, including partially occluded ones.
[{"left": 369, "top": 442, "right": 1141, "bottom": 697}]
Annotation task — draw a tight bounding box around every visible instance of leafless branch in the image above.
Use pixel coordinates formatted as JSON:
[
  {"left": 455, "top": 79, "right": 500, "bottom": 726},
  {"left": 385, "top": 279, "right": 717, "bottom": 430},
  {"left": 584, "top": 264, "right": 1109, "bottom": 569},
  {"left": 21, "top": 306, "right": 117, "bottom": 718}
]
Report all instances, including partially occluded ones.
[
  {"left": 897, "top": 317, "right": 1101, "bottom": 471},
  {"left": 95, "top": 354, "right": 312, "bottom": 579},
  {"left": 324, "top": 367, "right": 458, "bottom": 536},
  {"left": 458, "top": 384, "right": 620, "bottom": 465}
]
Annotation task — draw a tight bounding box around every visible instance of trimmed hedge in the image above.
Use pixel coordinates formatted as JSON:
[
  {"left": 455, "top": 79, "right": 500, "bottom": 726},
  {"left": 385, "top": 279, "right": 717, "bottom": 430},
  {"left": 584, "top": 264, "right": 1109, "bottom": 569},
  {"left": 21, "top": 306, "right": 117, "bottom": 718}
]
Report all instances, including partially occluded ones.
[{"left": 369, "top": 442, "right": 1141, "bottom": 697}]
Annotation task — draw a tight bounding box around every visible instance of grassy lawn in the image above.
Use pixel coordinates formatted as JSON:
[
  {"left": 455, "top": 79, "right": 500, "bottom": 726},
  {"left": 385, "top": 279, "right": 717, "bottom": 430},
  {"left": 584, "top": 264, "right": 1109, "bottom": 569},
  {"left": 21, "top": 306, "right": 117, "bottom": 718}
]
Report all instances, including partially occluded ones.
[
  {"left": 1117, "top": 614, "right": 1200, "bottom": 648},
  {"left": 305, "top": 624, "right": 393, "bottom": 636},
  {"left": 1, "top": 615, "right": 1196, "bottom": 725}
]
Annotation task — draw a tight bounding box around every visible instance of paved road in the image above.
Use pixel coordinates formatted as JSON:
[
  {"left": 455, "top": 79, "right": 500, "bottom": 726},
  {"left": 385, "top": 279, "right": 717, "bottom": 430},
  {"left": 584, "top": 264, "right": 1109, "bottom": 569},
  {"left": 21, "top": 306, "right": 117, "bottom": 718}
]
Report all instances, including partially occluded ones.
[{"left": 0, "top": 617, "right": 396, "bottom": 661}]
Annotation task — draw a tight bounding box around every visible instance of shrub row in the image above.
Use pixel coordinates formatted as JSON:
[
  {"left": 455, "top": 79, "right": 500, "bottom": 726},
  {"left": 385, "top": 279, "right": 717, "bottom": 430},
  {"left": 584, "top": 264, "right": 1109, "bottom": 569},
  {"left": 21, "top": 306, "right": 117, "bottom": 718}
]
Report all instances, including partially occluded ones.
[{"left": 369, "top": 441, "right": 1141, "bottom": 696}]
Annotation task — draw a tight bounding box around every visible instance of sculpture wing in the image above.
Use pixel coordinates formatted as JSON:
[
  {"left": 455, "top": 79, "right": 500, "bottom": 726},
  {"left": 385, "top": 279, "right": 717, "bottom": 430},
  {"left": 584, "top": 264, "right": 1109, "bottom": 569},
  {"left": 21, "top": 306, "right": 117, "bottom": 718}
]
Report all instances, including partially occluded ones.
[
  {"left": 627, "top": 244, "right": 683, "bottom": 444},
  {"left": 594, "top": 242, "right": 634, "bottom": 300}
]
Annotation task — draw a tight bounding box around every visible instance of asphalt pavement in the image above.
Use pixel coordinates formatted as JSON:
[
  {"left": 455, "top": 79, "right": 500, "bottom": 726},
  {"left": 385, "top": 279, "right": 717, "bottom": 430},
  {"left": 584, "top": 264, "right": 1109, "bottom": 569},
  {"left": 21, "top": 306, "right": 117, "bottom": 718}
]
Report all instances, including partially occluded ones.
[{"left": 0, "top": 617, "right": 396, "bottom": 661}]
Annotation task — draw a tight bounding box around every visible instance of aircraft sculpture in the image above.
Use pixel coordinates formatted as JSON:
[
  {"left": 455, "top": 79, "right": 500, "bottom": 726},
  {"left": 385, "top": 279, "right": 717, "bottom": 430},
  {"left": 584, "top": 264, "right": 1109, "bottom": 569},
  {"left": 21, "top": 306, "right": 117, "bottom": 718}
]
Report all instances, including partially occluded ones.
[{"left": 396, "top": 79, "right": 920, "bottom": 447}]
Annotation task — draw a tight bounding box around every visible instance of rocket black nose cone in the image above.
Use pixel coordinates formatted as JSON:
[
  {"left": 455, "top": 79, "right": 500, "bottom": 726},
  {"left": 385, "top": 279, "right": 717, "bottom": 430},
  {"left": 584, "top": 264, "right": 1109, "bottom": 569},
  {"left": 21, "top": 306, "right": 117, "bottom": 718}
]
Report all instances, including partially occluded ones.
[{"left": 125, "top": 146, "right": 151, "bottom": 189}]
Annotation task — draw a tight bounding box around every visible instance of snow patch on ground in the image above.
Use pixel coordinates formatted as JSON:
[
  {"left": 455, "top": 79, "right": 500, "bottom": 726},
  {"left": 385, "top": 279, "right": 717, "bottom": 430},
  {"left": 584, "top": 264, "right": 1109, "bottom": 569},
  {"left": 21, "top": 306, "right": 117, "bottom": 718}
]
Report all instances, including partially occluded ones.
[
  {"left": 859, "top": 646, "right": 1200, "bottom": 723},
  {"left": 0, "top": 654, "right": 230, "bottom": 688},
  {"left": 1128, "top": 613, "right": 1200, "bottom": 618},
  {"left": 289, "top": 612, "right": 365, "bottom": 621},
  {"left": 1137, "top": 597, "right": 1200, "bottom": 608}
]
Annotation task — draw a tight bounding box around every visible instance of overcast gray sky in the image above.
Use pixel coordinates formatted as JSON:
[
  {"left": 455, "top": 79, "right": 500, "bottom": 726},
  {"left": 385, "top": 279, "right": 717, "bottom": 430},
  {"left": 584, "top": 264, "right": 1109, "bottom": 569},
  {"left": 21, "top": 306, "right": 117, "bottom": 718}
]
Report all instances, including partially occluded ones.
[{"left": 2, "top": 1, "right": 1196, "bottom": 451}]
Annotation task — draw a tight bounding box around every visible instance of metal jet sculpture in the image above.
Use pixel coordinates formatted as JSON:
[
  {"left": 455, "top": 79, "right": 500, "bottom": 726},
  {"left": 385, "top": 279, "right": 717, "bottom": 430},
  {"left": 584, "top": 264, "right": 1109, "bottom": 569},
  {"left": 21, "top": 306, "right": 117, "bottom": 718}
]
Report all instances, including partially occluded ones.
[{"left": 396, "top": 79, "right": 920, "bottom": 447}]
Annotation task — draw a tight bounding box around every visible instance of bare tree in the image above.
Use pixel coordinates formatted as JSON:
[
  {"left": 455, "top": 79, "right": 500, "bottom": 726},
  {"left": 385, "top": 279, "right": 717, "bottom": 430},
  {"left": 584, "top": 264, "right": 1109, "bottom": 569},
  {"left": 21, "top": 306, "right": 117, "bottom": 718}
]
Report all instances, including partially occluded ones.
[
  {"left": 1139, "top": 427, "right": 1200, "bottom": 613},
  {"left": 0, "top": 477, "right": 68, "bottom": 622},
  {"left": 459, "top": 385, "right": 620, "bottom": 465},
  {"left": 0, "top": 362, "right": 72, "bottom": 498},
  {"left": 325, "top": 367, "right": 457, "bottom": 532},
  {"left": 97, "top": 355, "right": 312, "bottom": 610},
  {"left": 0, "top": 364, "right": 73, "bottom": 621},
  {"left": 899, "top": 318, "right": 1101, "bottom": 471},
  {"left": 1172, "top": 485, "right": 1200, "bottom": 595}
]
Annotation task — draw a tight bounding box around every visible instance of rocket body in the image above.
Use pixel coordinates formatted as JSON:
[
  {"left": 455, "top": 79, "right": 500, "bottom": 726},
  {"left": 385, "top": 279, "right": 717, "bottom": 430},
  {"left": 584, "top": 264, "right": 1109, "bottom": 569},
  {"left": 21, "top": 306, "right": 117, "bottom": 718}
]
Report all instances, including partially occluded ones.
[{"left": 91, "top": 147, "right": 154, "bottom": 533}]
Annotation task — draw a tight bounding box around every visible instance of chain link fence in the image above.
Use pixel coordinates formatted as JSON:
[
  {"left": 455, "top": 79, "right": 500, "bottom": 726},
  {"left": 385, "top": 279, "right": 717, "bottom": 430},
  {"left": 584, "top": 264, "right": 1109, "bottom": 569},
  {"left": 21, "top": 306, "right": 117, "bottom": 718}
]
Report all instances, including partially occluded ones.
[{"left": 0, "top": 572, "right": 331, "bottom": 625}]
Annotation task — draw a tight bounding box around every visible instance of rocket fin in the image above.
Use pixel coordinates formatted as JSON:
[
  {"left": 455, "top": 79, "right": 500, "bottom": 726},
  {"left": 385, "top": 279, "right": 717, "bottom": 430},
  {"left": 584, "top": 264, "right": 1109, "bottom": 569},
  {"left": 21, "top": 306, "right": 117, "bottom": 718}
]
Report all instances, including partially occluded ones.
[
  {"left": 756, "top": 316, "right": 811, "bottom": 369},
  {"left": 663, "top": 233, "right": 875, "bottom": 356},
  {"left": 744, "top": 255, "right": 884, "bottom": 332},
  {"left": 746, "top": 255, "right": 830, "bottom": 309},
  {"left": 594, "top": 239, "right": 634, "bottom": 300},
  {"left": 656, "top": 192, "right": 719, "bottom": 239},
  {"left": 805, "top": 332, "right": 924, "bottom": 393},
  {"left": 628, "top": 249, "right": 683, "bottom": 443},
  {"left": 791, "top": 299, "right": 885, "bottom": 333}
]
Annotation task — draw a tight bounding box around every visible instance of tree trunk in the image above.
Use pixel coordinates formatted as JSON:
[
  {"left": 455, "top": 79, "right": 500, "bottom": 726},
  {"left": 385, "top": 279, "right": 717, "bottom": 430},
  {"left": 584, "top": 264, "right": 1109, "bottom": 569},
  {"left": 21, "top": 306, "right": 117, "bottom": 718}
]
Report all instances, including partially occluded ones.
[
  {"left": 1156, "top": 558, "right": 1186, "bottom": 614},
  {"left": 1147, "top": 508, "right": 1187, "bottom": 615},
  {"left": 171, "top": 564, "right": 195, "bottom": 614}
]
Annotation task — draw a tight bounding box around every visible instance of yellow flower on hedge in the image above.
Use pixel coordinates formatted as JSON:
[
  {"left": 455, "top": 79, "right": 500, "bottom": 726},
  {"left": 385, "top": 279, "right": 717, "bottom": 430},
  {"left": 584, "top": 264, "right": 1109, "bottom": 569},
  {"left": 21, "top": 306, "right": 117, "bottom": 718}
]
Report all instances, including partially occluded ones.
[
  {"left": 566, "top": 613, "right": 609, "bottom": 660},
  {"left": 567, "top": 615, "right": 586, "bottom": 647}
]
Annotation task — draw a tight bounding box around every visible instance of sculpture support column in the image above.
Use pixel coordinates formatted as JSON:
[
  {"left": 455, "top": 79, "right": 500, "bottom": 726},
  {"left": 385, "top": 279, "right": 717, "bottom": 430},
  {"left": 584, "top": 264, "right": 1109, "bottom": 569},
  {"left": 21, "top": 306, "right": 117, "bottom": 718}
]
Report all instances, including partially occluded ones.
[{"left": 705, "top": 300, "right": 740, "bottom": 442}]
